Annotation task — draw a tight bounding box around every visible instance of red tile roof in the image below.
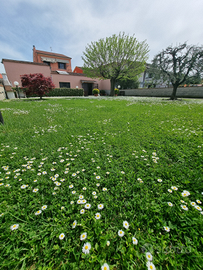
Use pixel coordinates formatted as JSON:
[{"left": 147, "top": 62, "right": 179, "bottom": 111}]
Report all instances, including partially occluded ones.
[{"left": 35, "top": 49, "right": 71, "bottom": 59}]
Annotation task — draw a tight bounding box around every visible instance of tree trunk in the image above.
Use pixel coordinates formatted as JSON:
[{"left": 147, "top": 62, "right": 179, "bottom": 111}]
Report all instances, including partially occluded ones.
[
  {"left": 170, "top": 85, "right": 178, "bottom": 100},
  {"left": 0, "top": 111, "right": 4, "bottom": 125},
  {"left": 110, "top": 78, "right": 116, "bottom": 96}
]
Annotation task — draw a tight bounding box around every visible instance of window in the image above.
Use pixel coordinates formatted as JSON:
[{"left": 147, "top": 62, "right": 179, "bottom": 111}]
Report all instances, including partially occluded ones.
[
  {"left": 59, "top": 82, "right": 70, "bottom": 88},
  {"left": 43, "top": 61, "right": 50, "bottom": 66},
  {"left": 58, "top": 62, "right": 66, "bottom": 69}
]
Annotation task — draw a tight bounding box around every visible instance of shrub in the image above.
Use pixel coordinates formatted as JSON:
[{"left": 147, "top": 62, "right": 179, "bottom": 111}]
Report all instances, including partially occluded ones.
[
  {"left": 45, "top": 88, "right": 84, "bottom": 97},
  {"left": 100, "top": 90, "right": 106, "bottom": 95},
  {"left": 114, "top": 88, "right": 119, "bottom": 94},
  {"left": 92, "top": 88, "right": 100, "bottom": 94}
]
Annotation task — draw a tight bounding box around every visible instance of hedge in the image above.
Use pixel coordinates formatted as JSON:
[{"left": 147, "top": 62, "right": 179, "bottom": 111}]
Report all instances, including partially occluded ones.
[{"left": 45, "top": 88, "right": 84, "bottom": 97}]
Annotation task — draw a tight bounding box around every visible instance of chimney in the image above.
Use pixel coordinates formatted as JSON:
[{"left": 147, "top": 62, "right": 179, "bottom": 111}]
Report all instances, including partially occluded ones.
[{"left": 33, "top": 45, "right": 36, "bottom": 62}]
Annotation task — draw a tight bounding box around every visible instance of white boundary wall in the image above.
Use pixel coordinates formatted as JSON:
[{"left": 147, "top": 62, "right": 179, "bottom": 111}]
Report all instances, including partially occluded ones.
[{"left": 105, "top": 87, "right": 203, "bottom": 98}]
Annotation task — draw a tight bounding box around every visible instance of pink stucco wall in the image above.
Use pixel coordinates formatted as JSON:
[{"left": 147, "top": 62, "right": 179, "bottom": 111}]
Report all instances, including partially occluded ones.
[
  {"left": 52, "top": 73, "right": 110, "bottom": 90},
  {"left": 2, "top": 59, "right": 110, "bottom": 91},
  {"left": 3, "top": 60, "right": 51, "bottom": 87}
]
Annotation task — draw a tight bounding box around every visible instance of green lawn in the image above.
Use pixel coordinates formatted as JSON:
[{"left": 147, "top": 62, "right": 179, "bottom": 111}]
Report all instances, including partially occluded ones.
[{"left": 0, "top": 97, "right": 203, "bottom": 270}]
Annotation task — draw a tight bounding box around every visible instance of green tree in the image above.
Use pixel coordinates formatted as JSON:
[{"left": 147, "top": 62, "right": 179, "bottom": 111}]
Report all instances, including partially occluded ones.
[
  {"left": 82, "top": 32, "right": 149, "bottom": 96},
  {"left": 150, "top": 43, "right": 203, "bottom": 100}
]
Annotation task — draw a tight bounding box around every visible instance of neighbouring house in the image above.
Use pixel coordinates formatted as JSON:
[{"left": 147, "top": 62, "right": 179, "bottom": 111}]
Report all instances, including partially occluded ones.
[
  {"left": 73, "top": 66, "right": 84, "bottom": 74},
  {"left": 1, "top": 46, "right": 111, "bottom": 97}
]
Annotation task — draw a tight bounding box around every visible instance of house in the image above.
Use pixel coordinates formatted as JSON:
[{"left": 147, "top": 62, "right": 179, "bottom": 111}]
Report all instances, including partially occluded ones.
[
  {"left": 1, "top": 46, "right": 111, "bottom": 97},
  {"left": 73, "top": 66, "right": 83, "bottom": 74}
]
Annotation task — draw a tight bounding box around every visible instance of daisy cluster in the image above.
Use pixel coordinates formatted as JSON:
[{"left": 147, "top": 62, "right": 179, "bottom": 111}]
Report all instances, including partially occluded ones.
[{"left": 0, "top": 137, "right": 203, "bottom": 270}]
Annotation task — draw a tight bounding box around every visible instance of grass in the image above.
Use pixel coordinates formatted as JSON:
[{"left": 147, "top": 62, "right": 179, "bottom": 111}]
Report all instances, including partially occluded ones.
[{"left": 0, "top": 97, "right": 203, "bottom": 270}]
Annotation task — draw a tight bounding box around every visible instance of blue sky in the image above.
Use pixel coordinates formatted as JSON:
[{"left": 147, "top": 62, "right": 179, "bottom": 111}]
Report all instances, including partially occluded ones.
[{"left": 1, "top": 0, "right": 203, "bottom": 73}]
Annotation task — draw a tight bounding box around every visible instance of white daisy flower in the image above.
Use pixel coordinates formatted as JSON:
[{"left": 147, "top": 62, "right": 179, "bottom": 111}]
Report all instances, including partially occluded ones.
[
  {"left": 72, "top": 220, "right": 77, "bottom": 228},
  {"left": 21, "top": 185, "right": 27, "bottom": 189},
  {"left": 80, "top": 209, "right": 85, "bottom": 214},
  {"left": 157, "top": 179, "right": 162, "bottom": 182},
  {"left": 59, "top": 233, "right": 65, "bottom": 240},
  {"left": 35, "top": 210, "right": 42, "bottom": 215},
  {"left": 106, "top": 172, "right": 110, "bottom": 175},
  {"left": 10, "top": 224, "right": 19, "bottom": 230},
  {"left": 98, "top": 204, "right": 104, "bottom": 210},
  {"left": 92, "top": 191, "right": 96, "bottom": 195},
  {"left": 181, "top": 205, "right": 188, "bottom": 211},
  {"left": 69, "top": 184, "right": 74, "bottom": 189},
  {"left": 61, "top": 206, "right": 65, "bottom": 210},
  {"left": 70, "top": 201, "right": 74, "bottom": 204},
  {"left": 196, "top": 200, "right": 202, "bottom": 204},
  {"left": 96, "top": 183, "right": 100, "bottom": 187},
  {"left": 132, "top": 237, "right": 138, "bottom": 245},
  {"left": 72, "top": 173, "right": 77, "bottom": 177},
  {"left": 85, "top": 203, "right": 91, "bottom": 209},
  {"left": 118, "top": 230, "right": 124, "bottom": 237},
  {"left": 107, "top": 241, "right": 110, "bottom": 246},
  {"left": 80, "top": 232, "right": 87, "bottom": 241},
  {"left": 79, "top": 195, "right": 84, "bottom": 199},
  {"left": 146, "top": 252, "right": 153, "bottom": 261},
  {"left": 167, "top": 202, "right": 173, "bottom": 207},
  {"left": 101, "top": 263, "right": 110, "bottom": 270},
  {"left": 168, "top": 189, "right": 172, "bottom": 193},
  {"left": 190, "top": 202, "right": 196, "bottom": 206},
  {"left": 96, "top": 176, "right": 100, "bottom": 180},
  {"left": 94, "top": 196, "right": 98, "bottom": 199},
  {"left": 146, "top": 261, "right": 156, "bottom": 270},
  {"left": 82, "top": 242, "right": 91, "bottom": 254},
  {"left": 41, "top": 205, "right": 47, "bottom": 210},
  {"left": 95, "top": 213, "right": 101, "bottom": 219},
  {"left": 81, "top": 199, "right": 87, "bottom": 204},
  {"left": 195, "top": 205, "right": 202, "bottom": 211},
  {"left": 52, "top": 192, "right": 56, "bottom": 195},
  {"left": 123, "top": 221, "right": 129, "bottom": 229},
  {"left": 56, "top": 182, "right": 61, "bottom": 186},
  {"left": 171, "top": 186, "right": 178, "bottom": 191},
  {"left": 121, "top": 171, "right": 125, "bottom": 174},
  {"left": 83, "top": 187, "right": 87, "bottom": 190},
  {"left": 181, "top": 190, "right": 190, "bottom": 197},
  {"left": 103, "top": 188, "right": 107, "bottom": 191},
  {"left": 72, "top": 191, "right": 76, "bottom": 194},
  {"left": 33, "top": 188, "right": 39, "bottom": 193},
  {"left": 164, "top": 226, "right": 170, "bottom": 232},
  {"left": 77, "top": 200, "right": 82, "bottom": 204}
]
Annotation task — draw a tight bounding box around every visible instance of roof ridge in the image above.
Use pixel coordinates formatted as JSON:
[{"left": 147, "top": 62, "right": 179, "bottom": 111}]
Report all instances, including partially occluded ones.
[{"left": 35, "top": 49, "right": 71, "bottom": 59}]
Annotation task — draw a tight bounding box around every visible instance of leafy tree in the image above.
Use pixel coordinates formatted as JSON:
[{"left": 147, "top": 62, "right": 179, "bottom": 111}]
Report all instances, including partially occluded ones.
[
  {"left": 150, "top": 43, "right": 203, "bottom": 100},
  {"left": 82, "top": 32, "right": 149, "bottom": 96},
  {"left": 21, "top": 73, "right": 55, "bottom": 99},
  {"left": 116, "top": 76, "right": 140, "bottom": 89}
]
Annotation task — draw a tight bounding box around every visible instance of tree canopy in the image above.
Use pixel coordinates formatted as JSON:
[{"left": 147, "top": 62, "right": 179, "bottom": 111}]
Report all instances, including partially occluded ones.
[
  {"left": 150, "top": 43, "right": 203, "bottom": 100},
  {"left": 82, "top": 32, "right": 149, "bottom": 96},
  {"left": 21, "top": 73, "right": 55, "bottom": 99}
]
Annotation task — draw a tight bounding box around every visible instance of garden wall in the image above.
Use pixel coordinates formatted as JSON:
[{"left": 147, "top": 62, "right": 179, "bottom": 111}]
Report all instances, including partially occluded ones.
[
  {"left": 105, "top": 87, "right": 203, "bottom": 98},
  {"left": 120, "top": 87, "right": 203, "bottom": 98}
]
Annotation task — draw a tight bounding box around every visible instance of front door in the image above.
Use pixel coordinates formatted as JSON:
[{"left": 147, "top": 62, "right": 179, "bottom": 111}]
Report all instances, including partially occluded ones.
[{"left": 82, "top": 83, "right": 93, "bottom": 96}]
